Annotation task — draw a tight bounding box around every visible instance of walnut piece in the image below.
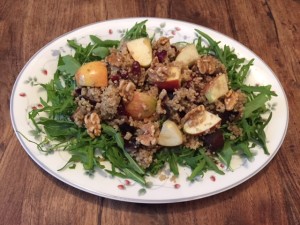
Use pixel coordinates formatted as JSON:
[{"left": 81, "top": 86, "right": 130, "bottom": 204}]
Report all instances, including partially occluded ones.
[
  {"left": 181, "top": 105, "right": 205, "bottom": 125},
  {"left": 157, "top": 37, "right": 170, "bottom": 45},
  {"left": 147, "top": 57, "right": 169, "bottom": 83},
  {"left": 136, "top": 123, "right": 157, "bottom": 146},
  {"left": 225, "top": 90, "right": 239, "bottom": 111},
  {"left": 197, "top": 55, "right": 226, "bottom": 75},
  {"left": 118, "top": 80, "right": 136, "bottom": 103},
  {"left": 84, "top": 112, "right": 101, "bottom": 138}
]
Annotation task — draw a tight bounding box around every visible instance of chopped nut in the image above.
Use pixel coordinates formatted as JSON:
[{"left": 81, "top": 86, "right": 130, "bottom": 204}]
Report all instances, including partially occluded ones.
[
  {"left": 197, "top": 55, "right": 226, "bottom": 75},
  {"left": 181, "top": 105, "right": 205, "bottom": 125},
  {"left": 147, "top": 58, "right": 169, "bottom": 83},
  {"left": 157, "top": 37, "right": 170, "bottom": 45},
  {"left": 84, "top": 112, "right": 101, "bottom": 138},
  {"left": 124, "top": 132, "right": 133, "bottom": 140},
  {"left": 136, "top": 123, "right": 157, "bottom": 146},
  {"left": 158, "top": 89, "right": 167, "bottom": 100},
  {"left": 118, "top": 80, "right": 136, "bottom": 103},
  {"left": 215, "top": 100, "right": 226, "bottom": 112},
  {"left": 225, "top": 90, "right": 239, "bottom": 111}
]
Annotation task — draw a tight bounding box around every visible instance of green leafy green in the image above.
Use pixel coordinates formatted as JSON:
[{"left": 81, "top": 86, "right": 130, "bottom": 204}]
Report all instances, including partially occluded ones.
[
  {"left": 123, "top": 20, "right": 148, "bottom": 40},
  {"left": 58, "top": 55, "right": 81, "bottom": 76},
  {"left": 89, "top": 35, "right": 120, "bottom": 47}
]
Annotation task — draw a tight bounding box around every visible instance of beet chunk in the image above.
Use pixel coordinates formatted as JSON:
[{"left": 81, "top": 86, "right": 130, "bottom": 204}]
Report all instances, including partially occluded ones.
[{"left": 203, "top": 129, "right": 224, "bottom": 152}]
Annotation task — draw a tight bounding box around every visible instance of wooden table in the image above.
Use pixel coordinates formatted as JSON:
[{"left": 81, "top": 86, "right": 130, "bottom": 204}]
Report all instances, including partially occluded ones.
[{"left": 1, "top": 0, "right": 299, "bottom": 224}]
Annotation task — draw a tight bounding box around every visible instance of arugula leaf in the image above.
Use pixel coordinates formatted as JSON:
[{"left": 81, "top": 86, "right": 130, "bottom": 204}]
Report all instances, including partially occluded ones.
[
  {"left": 243, "top": 93, "right": 269, "bottom": 119},
  {"left": 218, "top": 141, "right": 234, "bottom": 168},
  {"left": 37, "top": 119, "right": 78, "bottom": 139},
  {"left": 200, "top": 149, "right": 225, "bottom": 175},
  {"left": 92, "top": 47, "right": 110, "bottom": 59},
  {"left": 232, "top": 142, "right": 253, "bottom": 158},
  {"left": 188, "top": 159, "right": 206, "bottom": 181},
  {"left": 102, "top": 124, "right": 145, "bottom": 175},
  {"left": 123, "top": 20, "right": 148, "bottom": 40},
  {"left": 90, "top": 35, "right": 120, "bottom": 47},
  {"left": 58, "top": 55, "right": 81, "bottom": 76},
  {"left": 168, "top": 153, "right": 179, "bottom": 176},
  {"left": 240, "top": 85, "right": 277, "bottom": 97},
  {"left": 123, "top": 168, "right": 146, "bottom": 185}
]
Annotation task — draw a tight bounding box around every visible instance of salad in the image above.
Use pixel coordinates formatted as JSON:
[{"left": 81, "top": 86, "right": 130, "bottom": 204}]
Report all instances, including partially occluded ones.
[{"left": 28, "top": 20, "right": 276, "bottom": 186}]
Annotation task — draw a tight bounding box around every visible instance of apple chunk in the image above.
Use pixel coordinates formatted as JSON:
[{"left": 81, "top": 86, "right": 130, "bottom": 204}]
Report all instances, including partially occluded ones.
[
  {"left": 124, "top": 91, "right": 157, "bottom": 119},
  {"left": 75, "top": 61, "right": 108, "bottom": 87},
  {"left": 155, "top": 66, "right": 182, "bottom": 90},
  {"left": 127, "top": 37, "right": 152, "bottom": 67},
  {"left": 183, "top": 110, "right": 221, "bottom": 135},
  {"left": 158, "top": 120, "right": 183, "bottom": 146},
  {"left": 175, "top": 44, "right": 199, "bottom": 67},
  {"left": 204, "top": 73, "right": 229, "bottom": 103}
]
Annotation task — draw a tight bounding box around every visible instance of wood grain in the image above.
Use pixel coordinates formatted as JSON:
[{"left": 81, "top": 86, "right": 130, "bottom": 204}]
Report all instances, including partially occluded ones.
[{"left": 0, "top": 0, "right": 299, "bottom": 224}]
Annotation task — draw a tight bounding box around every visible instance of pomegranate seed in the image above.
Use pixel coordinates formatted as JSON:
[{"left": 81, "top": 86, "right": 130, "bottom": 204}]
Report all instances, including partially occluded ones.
[
  {"left": 132, "top": 61, "right": 141, "bottom": 76},
  {"left": 210, "top": 176, "right": 216, "bottom": 182},
  {"left": 120, "top": 71, "right": 129, "bottom": 79},
  {"left": 125, "top": 180, "right": 131, "bottom": 185},
  {"left": 19, "top": 93, "right": 26, "bottom": 97},
  {"left": 156, "top": 50, "right": 167, "bottom": 63},
  {"left": 111, "top": 75, "right": 120, "bottom": 83}
]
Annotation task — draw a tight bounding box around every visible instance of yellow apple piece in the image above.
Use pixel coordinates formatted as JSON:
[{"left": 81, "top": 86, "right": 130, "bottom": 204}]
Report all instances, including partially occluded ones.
[
  {"left": 204, "top": 73, "right": 229, "bottom": 103},
  {"left": 155, "top": 66, "right": 182, "bottom": 90},
  {"left": 183, "top": 110, "right": 221, "bottom": 135},
  {"left": 126, "top": 37, "right": 153, "bottom": 67},
  {"left": 158, "top": 120, "right": 183, "bottom": 146},
  {"left": 75, "top": 61, "right": 108, "bottom": 87},
  {"left": 124, "top": 91, "right": 157, "bottom": 119},
  {"left": 175, "top": 44, "right": 199, "bottom": 66}
]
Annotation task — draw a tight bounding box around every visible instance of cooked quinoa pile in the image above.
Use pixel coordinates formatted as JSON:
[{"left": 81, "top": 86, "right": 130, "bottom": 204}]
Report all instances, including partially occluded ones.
[{"left": 72, "top": 37, "right": 247, "bottom": 168}]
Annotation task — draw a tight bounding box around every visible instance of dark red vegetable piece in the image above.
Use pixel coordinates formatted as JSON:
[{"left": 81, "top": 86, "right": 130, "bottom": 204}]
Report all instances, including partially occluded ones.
[{"left": 203, "top": 129, "right": 224, "bottom": 152}]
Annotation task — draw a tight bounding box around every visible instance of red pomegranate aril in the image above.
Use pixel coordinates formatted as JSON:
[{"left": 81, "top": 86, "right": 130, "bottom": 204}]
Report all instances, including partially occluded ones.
[
  {"left": 111, "top": 75, "right": 120, "bottom": 82},
  {"left": 120, "top": 71, "right": 129, "bottom": 79},
  {"left": 132, "top": 61, "right": 141, "bottom": 75},
  {"left": 156, "top": 50, "right": 167, "bottom": 63}
]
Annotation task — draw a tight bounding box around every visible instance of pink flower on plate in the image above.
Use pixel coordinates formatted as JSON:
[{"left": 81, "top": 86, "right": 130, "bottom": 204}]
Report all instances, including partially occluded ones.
[
  {"left": 174, "top": 184, "right": 181, "bottom": 189},
  {"left": 117, "top": 184, "right": 125, "bottom": 190},
  {"left": 42, "top": 69, "right": 48, "bottom": 75},
  {"left": 210, "top": 175, "right": 216, "bottom": 182}
]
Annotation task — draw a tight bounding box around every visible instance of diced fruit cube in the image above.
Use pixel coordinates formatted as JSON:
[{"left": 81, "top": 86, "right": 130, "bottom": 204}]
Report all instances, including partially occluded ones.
[
  {"left": 158, "top": 120, "right": 183, "bottom": 146},
  {"left": 204, "top": 73, "right": 229, "bottom": 103},
  {"left": 175, "top": 44, "right": 199, "bottom": 66},
  {"left": 183, "top": 110, "right": 221, "bottom": 135},
  {"left": 75, "top": 61, "right": 108, "bottom": 87},
  {"left": 127, "top": 37, "right": 152, "bottom": 67},
  {"left": 155, "top": 66, "right": 182, "bottom": 90},
  {"left": 124, "top": 91, "right": 157, "bottom": 119}
]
